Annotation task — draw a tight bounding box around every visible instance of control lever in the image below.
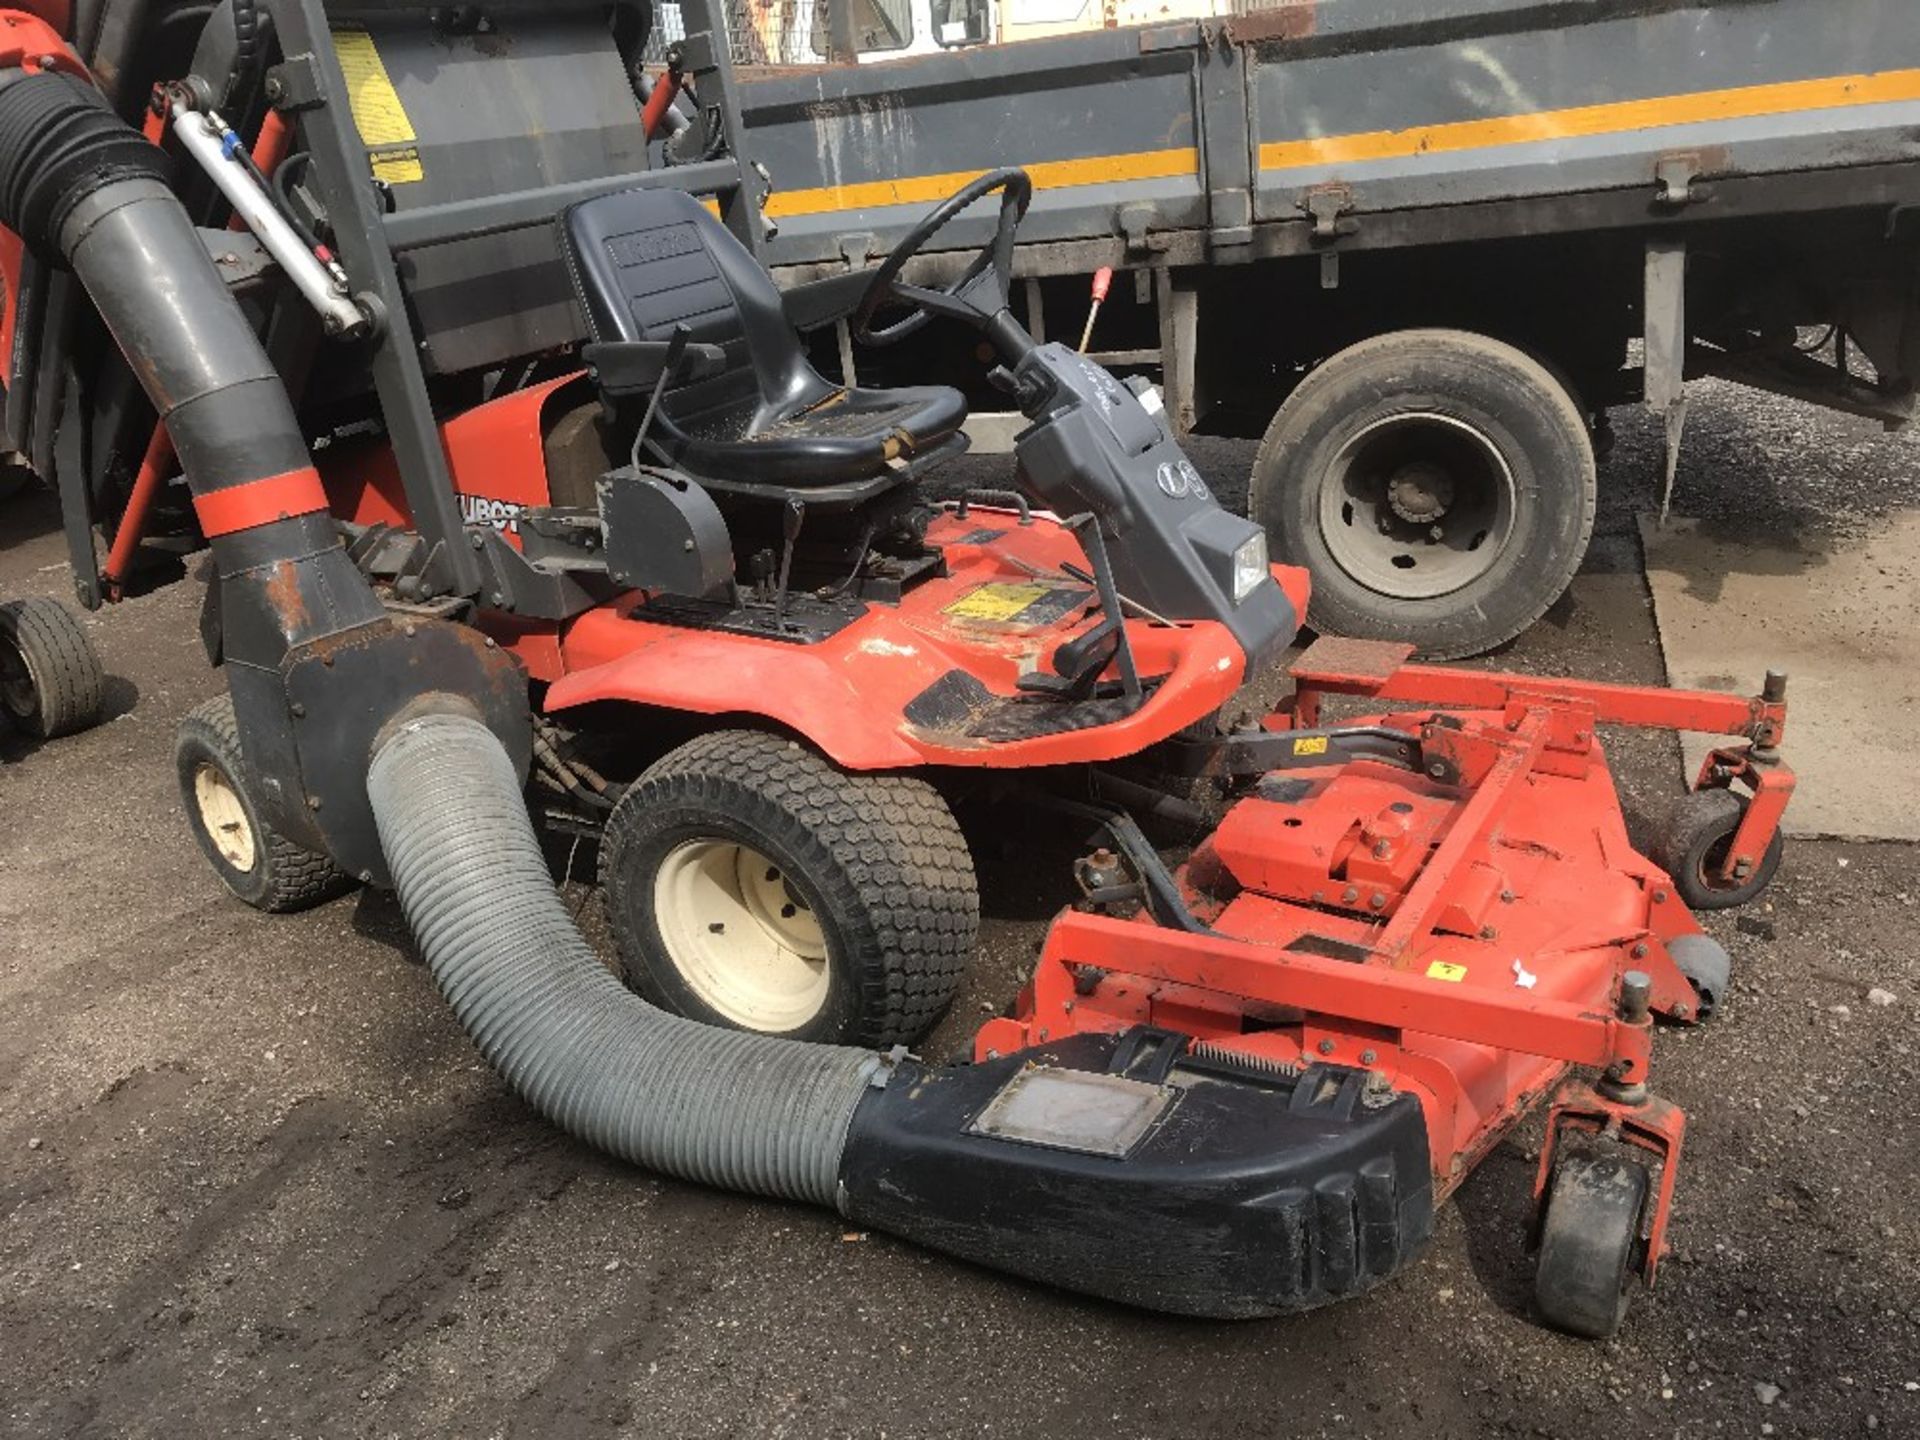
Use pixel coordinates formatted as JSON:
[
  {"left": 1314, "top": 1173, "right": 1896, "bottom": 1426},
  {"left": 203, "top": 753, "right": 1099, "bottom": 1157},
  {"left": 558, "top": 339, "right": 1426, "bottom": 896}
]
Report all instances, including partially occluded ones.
[
  {"left": 1078, "top": 266, "right": 1113, "bottom": 353},
  {"left": 630, "top": 323, "right": 691, "bottom": 470},
  {"left": 773, "top": 496, "right": 806, "bottom": 630}
]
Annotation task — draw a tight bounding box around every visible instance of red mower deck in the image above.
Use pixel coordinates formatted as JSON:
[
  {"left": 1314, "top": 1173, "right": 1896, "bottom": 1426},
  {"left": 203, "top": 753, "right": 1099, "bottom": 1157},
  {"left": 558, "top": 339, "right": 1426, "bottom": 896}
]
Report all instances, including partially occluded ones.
[{"left": 976, "top": 637, "right": 1793, "bottom": 1330}]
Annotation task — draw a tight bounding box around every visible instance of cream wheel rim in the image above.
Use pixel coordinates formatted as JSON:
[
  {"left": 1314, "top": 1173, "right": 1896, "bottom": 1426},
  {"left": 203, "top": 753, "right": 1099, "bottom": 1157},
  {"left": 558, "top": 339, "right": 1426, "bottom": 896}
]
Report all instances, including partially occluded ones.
[
  {"left": 194, "top": 762, "right": 257, "bottom": 873},
  {"left": 653, "top": 838, "right": 830, "bottom": 1031}
]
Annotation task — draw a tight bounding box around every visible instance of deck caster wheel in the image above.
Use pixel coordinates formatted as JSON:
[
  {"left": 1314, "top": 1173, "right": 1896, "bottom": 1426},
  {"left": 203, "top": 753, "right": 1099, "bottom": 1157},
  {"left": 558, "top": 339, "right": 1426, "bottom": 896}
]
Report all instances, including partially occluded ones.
[
  {"left": 1654, "top": 787, "right": 1782, "bottom": 911},
  {"left": 0, "top": 596, "right": 105, "bottom": 739},
  {"left": 174, "top": 695, "right": 355, "bottom": 913},
  {"left": 1534, "top": 1153, "right": 1650, "bottom": 1339},
  {"left": 1667, "top": 933, "right": 1732, "bottom": 1020},
  {"left": 601, "top": 729, "right": 978, "bottom": 1047}
]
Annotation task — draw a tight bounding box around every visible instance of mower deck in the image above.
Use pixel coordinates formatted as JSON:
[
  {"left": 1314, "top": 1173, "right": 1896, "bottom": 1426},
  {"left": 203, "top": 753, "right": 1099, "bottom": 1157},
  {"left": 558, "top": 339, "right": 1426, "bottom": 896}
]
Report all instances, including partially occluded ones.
[{"left": 977, "top": 637, "right": 1794, "bottom": 1320}]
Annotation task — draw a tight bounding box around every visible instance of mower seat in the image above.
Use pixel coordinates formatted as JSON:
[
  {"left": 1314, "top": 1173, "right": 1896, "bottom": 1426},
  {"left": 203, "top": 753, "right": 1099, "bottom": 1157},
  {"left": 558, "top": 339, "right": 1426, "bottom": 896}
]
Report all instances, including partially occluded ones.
[{"left": 559, "top": 188, "right": 967, "bottom": 489}]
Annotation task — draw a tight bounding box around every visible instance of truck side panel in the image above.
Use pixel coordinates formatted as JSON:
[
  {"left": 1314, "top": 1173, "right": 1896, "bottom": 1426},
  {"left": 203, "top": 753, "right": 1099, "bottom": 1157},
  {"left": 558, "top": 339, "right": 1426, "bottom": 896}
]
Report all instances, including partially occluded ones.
[
  {"left": 1247, "top": 0, "right": 1920, "bottom": 225},
  {"left": 740, "top": 28, "right": 1208, "bottom": 269}
]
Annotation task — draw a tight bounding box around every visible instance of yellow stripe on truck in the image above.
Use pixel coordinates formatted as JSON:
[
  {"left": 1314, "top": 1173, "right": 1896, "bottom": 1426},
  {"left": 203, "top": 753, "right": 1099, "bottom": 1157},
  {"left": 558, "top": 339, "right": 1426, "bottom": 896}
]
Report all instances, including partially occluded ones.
[
  {"left": 764, "top": 146, "right": 1200, "bottom": 220},
  {"left": 1258, "top": 67, "right": 1920, "bottom": 172}
]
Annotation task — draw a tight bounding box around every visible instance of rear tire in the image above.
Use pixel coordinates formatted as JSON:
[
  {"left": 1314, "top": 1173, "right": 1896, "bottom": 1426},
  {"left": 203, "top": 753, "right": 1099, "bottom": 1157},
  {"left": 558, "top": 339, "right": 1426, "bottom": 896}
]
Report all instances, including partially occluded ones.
[
  {"left": 601, "top": 729, "right": 978, "bottom": 1047},
  {"left": 1250, "top": 329, "right": 1596, "bottom": 660},
  {"left": 1534, "top": 1153, "right": 1650, "bottom": 1339},
  {"left": 174, "top": 695, "right": 355, "bottom": 913},
  {"left": 0, "top": 596, "right": 104, "bottom": 739}
]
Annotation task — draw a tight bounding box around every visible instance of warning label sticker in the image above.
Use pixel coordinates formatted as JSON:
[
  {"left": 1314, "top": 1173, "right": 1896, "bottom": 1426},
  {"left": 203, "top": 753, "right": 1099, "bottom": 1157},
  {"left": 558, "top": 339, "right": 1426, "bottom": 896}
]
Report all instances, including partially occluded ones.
[
  {"left": 333, "top": 29, "right": 424, "bottom": 184},
  {"left": 1291, "top": 736, "right": 1329, "bottom": 757},
  {"left": 369, "top": 146, "right": 425, "bottom": 185},
  {"left": 943, "top": 582, "right": 1054, "bottom": 623},
  {"left": 1425, "top": 961, "right": 1469, "bottom": 983}
]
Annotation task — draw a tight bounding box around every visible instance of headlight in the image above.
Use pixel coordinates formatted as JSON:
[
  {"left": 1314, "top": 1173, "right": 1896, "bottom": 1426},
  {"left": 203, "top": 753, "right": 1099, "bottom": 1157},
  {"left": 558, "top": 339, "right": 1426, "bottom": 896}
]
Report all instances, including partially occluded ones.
[{"left": 1231, "top": 531, "right": 1269, "bottom": 604}]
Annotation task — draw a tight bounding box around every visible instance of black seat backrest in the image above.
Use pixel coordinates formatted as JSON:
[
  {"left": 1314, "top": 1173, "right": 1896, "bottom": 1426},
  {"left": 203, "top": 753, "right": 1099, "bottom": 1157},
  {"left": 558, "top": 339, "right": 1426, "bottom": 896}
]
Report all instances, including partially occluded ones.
[{"left": 559, "top": 188, "right": 836, "bottom": 447}]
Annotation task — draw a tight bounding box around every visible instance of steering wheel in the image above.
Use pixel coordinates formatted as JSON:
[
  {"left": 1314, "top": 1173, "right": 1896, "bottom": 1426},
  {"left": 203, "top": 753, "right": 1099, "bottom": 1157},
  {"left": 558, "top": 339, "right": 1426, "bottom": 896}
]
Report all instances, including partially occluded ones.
[{"left": 852, "top": 167, "right": 1032, "bottom": 347}]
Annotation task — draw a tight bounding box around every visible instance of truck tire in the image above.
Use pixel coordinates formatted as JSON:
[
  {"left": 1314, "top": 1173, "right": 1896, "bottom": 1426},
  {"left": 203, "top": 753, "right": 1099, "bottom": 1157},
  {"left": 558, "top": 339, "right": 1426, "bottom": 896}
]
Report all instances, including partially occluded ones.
[
  {"left": 601, "top": 729, "right": 979, "bottom": 1048},
  {"left": 1250, "top": 329, "right": 1597, "bottom": 660},
  {"left": 0, "top": 596, "right": 105, "bottom": 739},
  {"left": 175, "top": 694, "right": 356, "bottom": 913}
]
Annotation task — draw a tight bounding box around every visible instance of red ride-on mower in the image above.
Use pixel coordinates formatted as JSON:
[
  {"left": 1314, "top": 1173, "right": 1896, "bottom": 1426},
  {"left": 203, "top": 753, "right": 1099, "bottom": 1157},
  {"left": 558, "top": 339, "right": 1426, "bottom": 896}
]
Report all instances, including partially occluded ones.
[
  {"left": 311, "top": 167, "right": 1304, "bottom": 1046},
  {"left": 13, "top": 0, "right": 1792, "bottom": 1335}
]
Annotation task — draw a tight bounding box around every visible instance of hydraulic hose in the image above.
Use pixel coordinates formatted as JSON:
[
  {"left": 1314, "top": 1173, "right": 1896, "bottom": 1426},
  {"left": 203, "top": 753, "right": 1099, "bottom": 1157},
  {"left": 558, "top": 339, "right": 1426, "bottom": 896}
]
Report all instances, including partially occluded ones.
[{"left": 368, "top": 711, "right": 880, "bottom": 1206}]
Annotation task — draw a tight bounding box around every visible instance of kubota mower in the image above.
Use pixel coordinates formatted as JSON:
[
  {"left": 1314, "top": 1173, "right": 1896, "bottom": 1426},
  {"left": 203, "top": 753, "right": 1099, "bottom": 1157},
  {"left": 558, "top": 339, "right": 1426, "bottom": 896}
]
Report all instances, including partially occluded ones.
[{"left": 0, "top": 0, "right": 1792, "bottom": 1338}]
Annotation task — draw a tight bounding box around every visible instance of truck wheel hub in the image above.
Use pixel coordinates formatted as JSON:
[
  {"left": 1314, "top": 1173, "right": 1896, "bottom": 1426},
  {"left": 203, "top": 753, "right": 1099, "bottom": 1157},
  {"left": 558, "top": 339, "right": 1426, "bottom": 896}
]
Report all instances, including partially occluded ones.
[
  {"left": 1318, "top": 411, "right": 1518, "bottom": 601},
  {"left": 1386, "top": 461, "right": 1454, "bottom": 524}
]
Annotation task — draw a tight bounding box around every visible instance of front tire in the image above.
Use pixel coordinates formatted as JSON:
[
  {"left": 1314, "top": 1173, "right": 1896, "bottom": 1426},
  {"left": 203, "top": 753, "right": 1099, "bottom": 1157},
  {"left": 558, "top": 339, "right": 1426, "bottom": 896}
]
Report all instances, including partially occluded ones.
[
  {"left": 1250, "top": 329, "right": 1597, "bottom": 660},
  {"left": 601, "top": 729, "right": 979, "bottom": 1046},
  {"left": 174, "top": 695, "right": 355, "bottom": 913},
  {"left": 0, "top": 596, "right": 104, "bottom": 739}
]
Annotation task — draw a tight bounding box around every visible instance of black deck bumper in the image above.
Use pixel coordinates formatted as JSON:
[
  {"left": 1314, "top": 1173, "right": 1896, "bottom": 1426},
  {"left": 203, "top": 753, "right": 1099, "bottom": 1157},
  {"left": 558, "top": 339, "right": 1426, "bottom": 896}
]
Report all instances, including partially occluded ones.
[{"left": 838, "top": 1030, "right": 1434, "bottom": 1319}]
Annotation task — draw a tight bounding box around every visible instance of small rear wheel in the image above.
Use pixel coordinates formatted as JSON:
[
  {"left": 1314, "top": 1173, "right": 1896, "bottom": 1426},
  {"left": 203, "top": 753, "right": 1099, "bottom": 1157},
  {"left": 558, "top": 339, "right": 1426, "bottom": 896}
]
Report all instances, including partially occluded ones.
[
  {"left": 0, "top": 596, "right": 104, "bottom": 739},
  {"left": 1653, "top": 787, "right": 1782, "bottom": 911},
  {"left": 601, "top": 729, "right": 979, "bottom": 1046},
  {"left": 174, "top": 695, "right": 355, "bottom": 912},
  {"left": 1534, "top": 1153, "right": 1650, "bottom": 1339}
]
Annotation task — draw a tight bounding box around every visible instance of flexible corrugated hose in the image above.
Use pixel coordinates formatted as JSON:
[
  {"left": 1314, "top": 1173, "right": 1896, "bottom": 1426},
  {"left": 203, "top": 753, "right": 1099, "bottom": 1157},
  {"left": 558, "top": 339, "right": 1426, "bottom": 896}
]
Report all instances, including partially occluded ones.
[{"left": 367, "top": 710, "right": 881, "bottom": 1207}]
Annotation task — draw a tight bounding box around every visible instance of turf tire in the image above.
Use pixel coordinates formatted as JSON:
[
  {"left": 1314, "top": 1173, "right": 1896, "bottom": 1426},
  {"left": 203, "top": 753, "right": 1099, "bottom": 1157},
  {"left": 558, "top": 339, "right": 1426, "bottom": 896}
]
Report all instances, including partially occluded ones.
[
  {"left": 174, "top": 694, "right": 355, "bottom": 913},
  {"left": 0, "top": 596, "right": 104, "bottom": 739},
  {"left": 601, "top": 729, "right": 978, "bottom": 1047}
]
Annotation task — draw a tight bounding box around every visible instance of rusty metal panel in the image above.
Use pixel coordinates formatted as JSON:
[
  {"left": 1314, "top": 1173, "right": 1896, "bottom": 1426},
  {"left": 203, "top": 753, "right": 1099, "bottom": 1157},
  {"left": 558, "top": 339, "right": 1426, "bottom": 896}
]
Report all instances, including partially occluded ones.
[
  {"left": 733, "top": 27, "right": 1209, "bottom": 269},
  {"left": 1246, "top": 0, "right": 1920, "bottom": 225}
]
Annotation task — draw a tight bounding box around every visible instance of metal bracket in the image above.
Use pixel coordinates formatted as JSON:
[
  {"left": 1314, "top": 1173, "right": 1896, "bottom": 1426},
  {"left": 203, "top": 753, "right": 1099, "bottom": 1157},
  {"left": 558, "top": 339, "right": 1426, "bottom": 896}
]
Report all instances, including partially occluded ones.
[
  {"left": 262, "top": 54, "right": 324, "bottom": 111},
  {"left": 1117, "top": 202, "right": 1167, "bottom": 255},
  {"left": 1653, "top": 153, "right": 1703, "bottom": 209},
  {"left": 1303, "top": 183, "right": 1357, "bottom": 241},
  {"left": 1643, "top": 238, "right": 1688, "bottom": 522},
  {"left": 836, "top": 232, "right": 876, "bottom": 267},
  {"left": 676, "top": 29, "right": 719, "bottom": 73},
  {"left": 1302, "top": 184, "right": 1356, "bottom": 289}
]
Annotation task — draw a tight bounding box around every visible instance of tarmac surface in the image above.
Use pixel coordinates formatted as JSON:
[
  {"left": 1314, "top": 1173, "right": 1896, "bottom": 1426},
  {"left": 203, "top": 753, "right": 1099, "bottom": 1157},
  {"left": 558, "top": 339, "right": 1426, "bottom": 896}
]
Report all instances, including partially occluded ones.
[{"left": 2, "top": 382, "right": 1916, "bottom": 1439}]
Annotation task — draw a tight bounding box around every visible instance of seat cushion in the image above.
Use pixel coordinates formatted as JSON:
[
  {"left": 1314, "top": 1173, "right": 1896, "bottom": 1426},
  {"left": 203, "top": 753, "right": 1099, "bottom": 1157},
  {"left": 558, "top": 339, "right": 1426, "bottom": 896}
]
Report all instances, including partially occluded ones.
[{"left": 675, "top": 382, "right": 967, "bottom": 486}]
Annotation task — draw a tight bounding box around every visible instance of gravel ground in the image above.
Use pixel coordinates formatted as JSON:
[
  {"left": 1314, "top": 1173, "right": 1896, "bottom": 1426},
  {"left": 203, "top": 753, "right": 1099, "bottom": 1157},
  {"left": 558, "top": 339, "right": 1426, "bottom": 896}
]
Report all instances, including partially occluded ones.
[{"left": 2, "top": 381, "right": 1916, "bottom": 1439}]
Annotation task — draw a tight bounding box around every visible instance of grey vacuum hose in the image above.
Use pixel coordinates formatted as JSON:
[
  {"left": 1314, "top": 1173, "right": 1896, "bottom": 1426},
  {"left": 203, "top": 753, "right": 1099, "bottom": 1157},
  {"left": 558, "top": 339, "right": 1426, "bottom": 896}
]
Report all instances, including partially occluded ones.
[{"left": 368, "top": 710, "right": 881, "bottom": 1206}]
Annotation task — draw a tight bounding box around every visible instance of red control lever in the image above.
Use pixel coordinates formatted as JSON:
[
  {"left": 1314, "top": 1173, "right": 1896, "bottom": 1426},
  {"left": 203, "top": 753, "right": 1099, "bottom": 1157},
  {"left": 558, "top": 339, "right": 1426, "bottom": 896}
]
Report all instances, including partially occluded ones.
[{"left": 1079, "top": 266, "right": 1114, "bottom": 353}]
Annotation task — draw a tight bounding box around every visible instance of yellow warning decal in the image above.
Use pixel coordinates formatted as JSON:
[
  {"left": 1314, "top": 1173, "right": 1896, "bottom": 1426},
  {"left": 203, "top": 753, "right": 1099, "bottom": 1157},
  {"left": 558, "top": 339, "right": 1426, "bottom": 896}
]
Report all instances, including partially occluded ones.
[
  {"left": 1426, "top": 961, "right": 1469, "bottom": 983},
  {"left": 370, "top": 146, "right": 424, "bottom": 185},
  {"left": 1291, "top": 736, "right": 1329, "bottom": 757},
  {"left": 332, "top": 29, "right": 424, "bottom": 183},
  {"left": 944, "top": 582, "right": 1051, "bottom": 622}
]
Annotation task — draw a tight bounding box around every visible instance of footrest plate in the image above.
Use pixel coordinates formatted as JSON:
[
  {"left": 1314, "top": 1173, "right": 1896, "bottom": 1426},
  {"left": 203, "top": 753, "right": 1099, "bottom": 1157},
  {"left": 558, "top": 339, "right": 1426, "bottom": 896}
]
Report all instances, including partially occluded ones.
[{"left": 1289, "top": 636, "right": 1415, "bottom": 687}]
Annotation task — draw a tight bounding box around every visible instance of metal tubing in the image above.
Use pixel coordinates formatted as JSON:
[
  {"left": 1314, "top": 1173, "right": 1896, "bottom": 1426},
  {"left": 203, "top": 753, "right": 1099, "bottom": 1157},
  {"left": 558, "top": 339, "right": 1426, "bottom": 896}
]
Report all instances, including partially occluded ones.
[
  {"left": 380, "top": 159, "right": 743, "bottom": 253},
  {"left": 1035, "top": 908, "right": 1654, "bottom": 1076},
  {"left": 169, "top": 98, "right": 366, "bottom": 336},
  {"left": 100, "top": 422, "right": 173, "bottom": 596},
  {"left": 227, "top": 107, "right": 292, "bottom": 231}
]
